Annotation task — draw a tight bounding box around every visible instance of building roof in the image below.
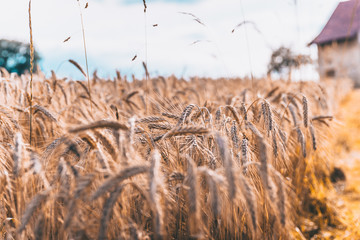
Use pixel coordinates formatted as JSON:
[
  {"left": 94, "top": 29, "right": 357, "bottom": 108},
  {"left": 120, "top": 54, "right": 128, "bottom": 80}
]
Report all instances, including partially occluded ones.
[{"left": 310, "top": 0, "right": 360, "bottom": 45}]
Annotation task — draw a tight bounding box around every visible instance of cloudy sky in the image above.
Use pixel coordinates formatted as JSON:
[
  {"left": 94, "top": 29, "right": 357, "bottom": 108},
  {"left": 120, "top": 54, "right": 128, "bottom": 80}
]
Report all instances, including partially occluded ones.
[{"left": 1, "top": 0, "right": 341, "bottom": 80}]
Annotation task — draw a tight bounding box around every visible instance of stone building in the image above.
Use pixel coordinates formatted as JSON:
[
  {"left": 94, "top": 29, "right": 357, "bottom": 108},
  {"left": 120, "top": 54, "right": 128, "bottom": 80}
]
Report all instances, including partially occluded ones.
[{"left": 310, "top": 0, "right": 360, "bottom": 87}]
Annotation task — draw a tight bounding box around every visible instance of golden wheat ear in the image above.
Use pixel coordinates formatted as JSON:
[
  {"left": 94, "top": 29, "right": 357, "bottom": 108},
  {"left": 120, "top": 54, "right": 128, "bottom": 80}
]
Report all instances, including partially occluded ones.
[{"left": 68, "top": 59, "right": 86, "bottom": 78}]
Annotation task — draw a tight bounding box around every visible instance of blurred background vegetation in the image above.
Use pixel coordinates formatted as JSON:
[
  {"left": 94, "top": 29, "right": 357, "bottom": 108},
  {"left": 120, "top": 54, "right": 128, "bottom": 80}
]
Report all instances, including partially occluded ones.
[{"left": 0, "top": 39, "right": 40, "bottom": 75}]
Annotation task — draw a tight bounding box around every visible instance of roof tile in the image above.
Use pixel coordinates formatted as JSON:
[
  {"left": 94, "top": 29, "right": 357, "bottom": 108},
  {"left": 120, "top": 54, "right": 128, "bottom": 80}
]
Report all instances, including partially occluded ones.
[{"left": 311, "top": 0, "right": 360, "bottom": 45}]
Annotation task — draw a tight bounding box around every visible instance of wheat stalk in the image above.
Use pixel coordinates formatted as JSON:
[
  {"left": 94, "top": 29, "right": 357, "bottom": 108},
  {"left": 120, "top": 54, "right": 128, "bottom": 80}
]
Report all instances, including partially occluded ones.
[
  {"left": 184, "top": 155, "right": 200, "bottom": 237},
  {"left": 69, "top": 120, "right": 129, "bottom": 133},
  {"left": 239, "top": 174, "right": 257, "bottom": 237},
  {"left": 91, "top": 165, "right": 148, "bottom": 200},
  {"left": 99, "top": 184, "right": 125, "bottom": 240},
  {"left": 215, "top": 133, "right": 236, "bottom": 199},
  {"left": 33, "top": 105, "right": 57, "bottom": 122},
  {"left": 18, "top": 189, "right": 50, "bottom": 233},
  {"left": 76, "top": 0, "right": 92, "bottom": 110},
  {"left": 12, "top": 132, "right": 23, "bottom": 177},
  {"left": 28, "top": 0, "right": 34, "bottom": 146},
  {"left": 148, "top": 149, "right": 164, "bottom": 239}
]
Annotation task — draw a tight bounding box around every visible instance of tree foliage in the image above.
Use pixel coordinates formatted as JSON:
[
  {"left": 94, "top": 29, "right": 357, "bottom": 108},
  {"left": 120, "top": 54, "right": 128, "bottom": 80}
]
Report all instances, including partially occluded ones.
[
  {"left": 267, "top": 46, "right": 311, "bottom": 75},
  {"left": 0, "top": 39, "right": 40, "bottom": 75}
]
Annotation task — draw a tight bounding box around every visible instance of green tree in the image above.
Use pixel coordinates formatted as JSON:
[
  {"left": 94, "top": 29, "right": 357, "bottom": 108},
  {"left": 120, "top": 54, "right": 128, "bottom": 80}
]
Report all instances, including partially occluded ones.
[{"left": 0, "top": 39, "right": 40, "bottom": 75}]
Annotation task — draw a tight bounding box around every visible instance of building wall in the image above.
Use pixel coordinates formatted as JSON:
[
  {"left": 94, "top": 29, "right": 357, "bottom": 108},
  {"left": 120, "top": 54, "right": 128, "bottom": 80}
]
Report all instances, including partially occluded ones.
[{"left": 318, "top": 37, "right": 360, "bottom": 87}]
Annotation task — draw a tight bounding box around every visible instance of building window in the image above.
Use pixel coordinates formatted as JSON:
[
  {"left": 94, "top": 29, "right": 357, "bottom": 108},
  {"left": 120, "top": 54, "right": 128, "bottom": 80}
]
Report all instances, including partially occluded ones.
[{"left": 326, "top": 69, "right": 335, "bottom": 77}]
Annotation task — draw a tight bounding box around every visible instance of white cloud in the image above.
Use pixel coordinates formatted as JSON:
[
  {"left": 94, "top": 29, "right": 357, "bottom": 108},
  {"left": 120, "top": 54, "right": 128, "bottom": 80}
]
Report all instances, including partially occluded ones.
[{"left": 0, "top": 0, "right": 340, "bottom": 80}]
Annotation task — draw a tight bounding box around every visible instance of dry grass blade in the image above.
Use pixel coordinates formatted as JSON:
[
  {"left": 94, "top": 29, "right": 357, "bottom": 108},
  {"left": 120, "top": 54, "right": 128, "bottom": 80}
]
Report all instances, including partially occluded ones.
[
  {"left": 33, "top": 105, "right": 57, "bottom": 122},
  {"left": 68, "top": 59, "right": 87, "bottom": 77},
  {"left": 94, "top": 130, "right": 117, "bottom": 161},
  {"left": 274, "top": 172, "right": 286, "bottom": 226},
  {"left": 149, "top": 150, "right": 161, "bottom": 204},
  {"left": 91, "top": 165, "right": 148, "bottom": 200},
  {"left": 311, "top": 115, "right": 333, "bottom": 121},
  {"left": 215, "top": 133, "right": 236, "bottom": 199},
  {"left": 142, "top": 61, "right": 149, "bottom": 78},
  {"left": 64, "top": 174, "right": 94, "bottom": 229},
  {"left": 80, "top": 133, "right": 97, "bottom": 149},
  {"left": 184, "top": 155, "right": 200, "bottom": 236},
  {"left": 110, "top": 105, "right": 119, "bottom": 120},
  {"left": 30, "top": 150, "right": 41, "bottom": 174},
  {"left": 289, "top": 104, "right": 298, "bottom": 126},
  {"left": 258, "top": 136, "right": 269, "bottom": 188},
  {"left": 162, "top": 126, "right": 209, "bottom": 139},
  {"left": 143, "top": 0, "right": 147, "bottom": 12},
  {"left": 76, "top": 0, "right": 92, "bottom": 111},
  {"left": 69, "top": 120, "right": 129, "bottom": 133},
  {"left": 239, "top": 175, "right": 257, "bottom": 236},
  {"left": 225, "top": 105, "right": 240, "bottom": 125},
  {"left": 193, "top": 18, "right": 205, "bottom": 26},
  {"left": 63, "top": 36, "right": 71, "bottom": 43},
  {"left": 126, "top": 91, "right": 139, "bottom": 102},
  {"left": 99, "top": 184, "right": 125, "bottom": 240},
  {"left": 12, "top": 132, "right": 23, "bottom": 177},
  {"left": 75, "top": 174, "right": 95, "bottom": 198},
  {"left": 207, "top": 177, "right": 220, "bottom": 219},
  {"left": 34, "top": 213, "right": 45, "bottom": 240},
  {"left": 178, "top": 12, "right": 205, "bottom": 25},
  {"left": 18, "top": 189, "right": 50, "bottom": 233},
  {"left": 42, "top": 137, "right": 66, "bottom": 160},
  {"left": 95, "top": 148, "right": 110, "bottom": 173},
  {"left": 178, "top": 11, "right": 197, "bottom": 18},
  {"left": 148, "top": 149, "right": 164, "bottom": 239},
  {"left": 58, "top": 83, "right": 68, "bottom": 104},
  {"left": 28, "top": 0, "right": 34, "bottom": 146},
  {"left": 246, "top": 121, "right": 262, "bottom": 138},
  {"left": 265, "top": 86, "right": 279, "bottom": 99},
  {"left": 76, "top": 80, "right": 91, "bottom": 97},
  {"left": 278, "top": 128, "right": 287, "bottom": 146},
  {"left": 198, "top": 167, "right": 225, "bottom": 219},
  {"left": 231, "top": 20, "right": 261, "bottom": 34}
]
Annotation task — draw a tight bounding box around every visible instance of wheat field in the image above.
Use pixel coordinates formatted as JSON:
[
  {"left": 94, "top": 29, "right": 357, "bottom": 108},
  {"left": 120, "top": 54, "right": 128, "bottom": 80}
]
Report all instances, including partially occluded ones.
[{"left": 0, "top": 67, "right": 351, "bottom": 239}]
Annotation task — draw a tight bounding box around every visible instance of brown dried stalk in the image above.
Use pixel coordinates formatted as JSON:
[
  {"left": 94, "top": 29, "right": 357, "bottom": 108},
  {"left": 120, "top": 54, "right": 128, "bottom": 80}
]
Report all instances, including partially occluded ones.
[
  {"left": 28, "top": 0, "right": 34, "bottom": 146},
  {"left": 69, "top": 120, "right": 129, "bottom": 133},
  {"left": 68, "top": 59, "right": 86, "bottom": 78}
]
